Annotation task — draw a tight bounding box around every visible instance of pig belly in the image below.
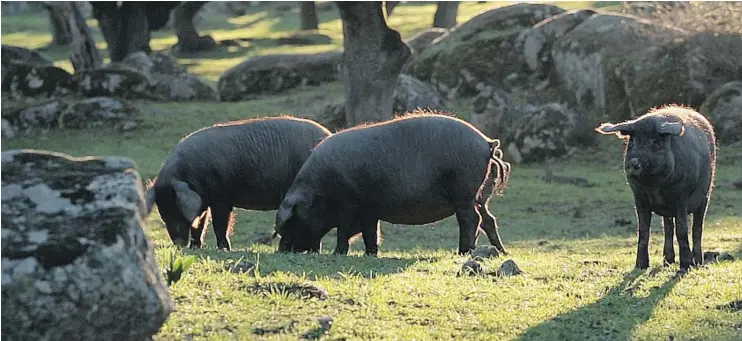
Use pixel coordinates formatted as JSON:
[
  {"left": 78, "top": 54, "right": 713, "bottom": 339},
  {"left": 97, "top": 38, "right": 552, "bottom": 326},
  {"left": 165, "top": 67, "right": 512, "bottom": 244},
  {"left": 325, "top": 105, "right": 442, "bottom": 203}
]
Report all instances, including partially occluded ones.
[{"left": 378, "top": 205, "right": 456, "bottom": 225}]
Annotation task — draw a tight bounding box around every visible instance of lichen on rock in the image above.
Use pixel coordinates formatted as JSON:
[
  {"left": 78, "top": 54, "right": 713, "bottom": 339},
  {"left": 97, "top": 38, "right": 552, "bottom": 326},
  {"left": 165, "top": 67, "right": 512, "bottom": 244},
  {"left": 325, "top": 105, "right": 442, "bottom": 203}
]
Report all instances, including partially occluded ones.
[{"left": 1, "top": 149, "right": 171, "bottom": 341}]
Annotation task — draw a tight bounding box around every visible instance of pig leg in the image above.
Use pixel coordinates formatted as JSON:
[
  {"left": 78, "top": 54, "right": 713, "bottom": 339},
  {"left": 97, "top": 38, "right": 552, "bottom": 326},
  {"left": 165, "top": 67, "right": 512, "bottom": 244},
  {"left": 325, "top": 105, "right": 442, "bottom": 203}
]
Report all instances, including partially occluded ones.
[
  {"left": 334, "top": 227, "right": 353, "bottom": 256},
  {"left": 211, "top": 203, "right": 233, "bottom": 251},
  {"left": 476, "top": 202, "right": 508, "bottom": 255},
  {"left": 361, "top": 219, "right": 381, "bottom": 256},
  {"left": 190, "top": 208, "right": 211, "bottom": 249},
  {"left": 662, "top": 216, "right": 675, "bottom": 266},
  {"left": 455, "top": 203, "right": 481, "bottom": 255},
  {"left": 634, "top": 199, "right": 652, "bottom": 269},
  {"left": 691, "top": 199, "right": 708, "bottom": 266},
  {"left": 675, "top": 202, "right": 692, "bottom": 271}
]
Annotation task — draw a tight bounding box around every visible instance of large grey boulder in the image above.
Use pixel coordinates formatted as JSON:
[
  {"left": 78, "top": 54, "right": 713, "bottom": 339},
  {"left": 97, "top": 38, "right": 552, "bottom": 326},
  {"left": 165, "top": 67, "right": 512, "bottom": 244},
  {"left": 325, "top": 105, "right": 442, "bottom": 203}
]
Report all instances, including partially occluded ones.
[
  {"left": 1, "top": 45, "right": 54, "bottom": 68},
  {"left": 405, "top": 3, "right": 564, "bottom": 99},
  {"left": 699, "top": 81, "right": 742, "bottom": 145},
  {"left": 122, "top": 52, "right": 218, "bottom": 101},
  {"left": 75, "top": 52, "right": 217, "bottom": 101},
  {"left": 2, "top": 97, "right": 141, "bottom": 138},
  {"left": 551, "top": 14, "right": 688, "bottom": 121},
  {"left": 1, "top": 150, "right": 172, "bottom": 341},
  {"left": 218, "top": 51, "right": 343, "bottom": 101},
  {"left": 2, "top": 61, "right": 76, "bottom": 99},
  {"left": 314, "top": 74, "right": 445, "bottom": 131},
  {"left": 471, "top": 87, "right": 594, "bottom": 164},
  {"left": 517, "top": 9, "right": 597, "bottom": 75}
]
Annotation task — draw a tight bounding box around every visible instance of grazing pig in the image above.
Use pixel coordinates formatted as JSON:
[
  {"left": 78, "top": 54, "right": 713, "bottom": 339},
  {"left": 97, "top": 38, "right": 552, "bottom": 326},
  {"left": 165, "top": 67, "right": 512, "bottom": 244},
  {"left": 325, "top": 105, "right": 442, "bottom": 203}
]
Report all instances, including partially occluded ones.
[
  {"left": 145, "top": 116, "right": 332, "bottom": 250},
  {"left": 273, "top": 112, "right": 511, "bottom": 256},
  {"left": 596, "top": 105, "right": 716, "bottom": 271}
]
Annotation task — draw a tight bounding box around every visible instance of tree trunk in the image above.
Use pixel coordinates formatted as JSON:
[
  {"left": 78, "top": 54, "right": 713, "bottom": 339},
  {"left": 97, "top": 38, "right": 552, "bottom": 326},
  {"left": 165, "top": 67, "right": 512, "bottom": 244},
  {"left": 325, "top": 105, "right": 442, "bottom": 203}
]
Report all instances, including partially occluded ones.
[
  {"left": 43, "top": 2, "right": 72, "bottom": 45},
  {"left": 68, "top": 1, "right": 102, "bottom": 72},
  {"left": 433, "top": 1, "right": 459, "bottom": 29},
  {"left": 173, "top": 1, "right": 216, "bottom": 52},
  {"left": 337, "top": 1, "right": 411, "bottom": 126},
  {"left": 299, "top": 2, "right": 319, "bottom": 30},
  {"left": 90, "top": 2, "right": 178, "bottom": 62},
  {"left": 385, "top": 1, "right": 399, "bottom": 17}
]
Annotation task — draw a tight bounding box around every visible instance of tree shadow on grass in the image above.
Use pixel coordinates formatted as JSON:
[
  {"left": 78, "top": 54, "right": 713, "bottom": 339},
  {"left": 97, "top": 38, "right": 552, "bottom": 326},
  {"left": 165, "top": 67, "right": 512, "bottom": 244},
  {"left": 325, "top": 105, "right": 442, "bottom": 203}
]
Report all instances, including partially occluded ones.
[{"left": 515, "top": 268, "right": 681, "bottom": 341}]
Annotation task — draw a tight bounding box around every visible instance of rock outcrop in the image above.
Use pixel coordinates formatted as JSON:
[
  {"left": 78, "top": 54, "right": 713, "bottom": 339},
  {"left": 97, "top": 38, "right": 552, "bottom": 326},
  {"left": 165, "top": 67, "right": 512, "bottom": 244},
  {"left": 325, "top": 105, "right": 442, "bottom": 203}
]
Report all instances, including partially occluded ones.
[
  {"left": 1, "top": 149, "right": 172, "bottom": 341},
  {"left": 218, "top": 51, "right": 343, "bottom": 101},
  {"left": 2, "top": 97, "right": 141, "bottom": 138},
  {"left": 699, "top": 81, "right": 742, "bottom": 145}
]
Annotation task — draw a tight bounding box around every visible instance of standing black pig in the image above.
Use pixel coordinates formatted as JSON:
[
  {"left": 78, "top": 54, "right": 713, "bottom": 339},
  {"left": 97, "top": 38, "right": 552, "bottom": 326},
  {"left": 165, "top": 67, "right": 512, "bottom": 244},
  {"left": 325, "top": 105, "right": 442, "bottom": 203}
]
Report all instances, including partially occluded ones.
[
  {"left": 145, "top": 116, "right": 332, "bottom": 250},
  {"left": 273, "top": 112, "right": 511, "bottom": 256},
  {"left": 596, "top": 105, "right": 716, "bottom": 271}
]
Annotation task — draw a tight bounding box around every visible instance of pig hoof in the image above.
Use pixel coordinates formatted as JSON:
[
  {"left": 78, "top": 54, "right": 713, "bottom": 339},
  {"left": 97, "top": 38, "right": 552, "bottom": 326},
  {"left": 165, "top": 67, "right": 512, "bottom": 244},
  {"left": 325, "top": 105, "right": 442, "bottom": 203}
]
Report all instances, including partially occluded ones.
[{"left": 635, "top": 261, "right": 649, "bottom": 270}]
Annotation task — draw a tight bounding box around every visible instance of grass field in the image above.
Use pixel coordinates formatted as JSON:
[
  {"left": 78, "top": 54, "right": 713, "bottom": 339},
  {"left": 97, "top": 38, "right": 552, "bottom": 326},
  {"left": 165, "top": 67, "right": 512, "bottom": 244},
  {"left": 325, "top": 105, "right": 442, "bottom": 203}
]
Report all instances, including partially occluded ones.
[{"left": 2, "top": 2, "right": 741, "bottom": 341}]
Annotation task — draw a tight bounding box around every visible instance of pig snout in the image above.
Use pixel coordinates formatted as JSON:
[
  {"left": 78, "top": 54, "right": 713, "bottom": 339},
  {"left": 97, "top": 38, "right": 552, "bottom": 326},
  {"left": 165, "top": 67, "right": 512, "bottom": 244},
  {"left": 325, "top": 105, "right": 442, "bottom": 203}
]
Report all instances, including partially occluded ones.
[
  {"left": 172, "top": 237, "right": 189, "bottom": 247},
  {"left": 625, "top": 158, "right": 643, "bottom": 176}
]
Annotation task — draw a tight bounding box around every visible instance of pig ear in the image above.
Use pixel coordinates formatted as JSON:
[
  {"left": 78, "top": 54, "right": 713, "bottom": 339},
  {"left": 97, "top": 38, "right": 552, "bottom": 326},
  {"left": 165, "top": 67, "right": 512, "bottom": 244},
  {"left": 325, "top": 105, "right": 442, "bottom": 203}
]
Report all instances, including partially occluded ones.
[
  {"left": 171, "top": 180, "right": 202, "bottom": 222},
  {"left": 595, "top": 121, "right": 634, "bottom": 137},
  {"left": 274, "top": 204, "right": 294, "bottom": 236},
  {"left": 657, "top": 121, "right": 684, "bottom": 136}
]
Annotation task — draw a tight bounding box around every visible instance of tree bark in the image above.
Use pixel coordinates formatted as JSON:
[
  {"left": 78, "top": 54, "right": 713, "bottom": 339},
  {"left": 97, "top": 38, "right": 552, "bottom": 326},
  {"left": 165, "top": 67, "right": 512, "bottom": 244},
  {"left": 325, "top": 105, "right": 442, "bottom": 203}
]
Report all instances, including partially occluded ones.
[
  {"left": 43, "top": 2, "right": 72, "bottom": 45},
  {"left": 299, "top": 1, "right": 319, "bottom": 30},
  {"left": 337, "top": 1, "right": 411, "bottom": 126},
  {"left": 433, "top": 1, "right": 459, "bottom": 29},
  {"left": 173, "top": 1, "right": 216, "bottom": 52},
  {"left": 68, "top": 1, "right": 102, "bottom": 72},
  {"left": 385, "top": 1, "right": 399, "bottom": 17}
]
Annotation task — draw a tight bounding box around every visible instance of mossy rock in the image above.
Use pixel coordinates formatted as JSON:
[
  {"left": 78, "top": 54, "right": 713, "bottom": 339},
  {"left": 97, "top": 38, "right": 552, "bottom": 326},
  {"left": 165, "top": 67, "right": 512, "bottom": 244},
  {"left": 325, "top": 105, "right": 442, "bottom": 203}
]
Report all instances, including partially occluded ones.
[
  {"left": 404, "top": 3, "right": 565, "bottom": 99},
  {"left": 699, "top": 81, "right": 742, "bottom": 145},
  {"left": 551, "top": 14, "right": 688, "bottom": 121},
  {"left": 406, "top": 29, "right": 527, "bottom": 99},
  {"left": 1, "top": 61, "right": 76, "bottom": 99},
  {"left": 2, "top": 97, "right": 141, "bottom": 138},
  {"left": 615, "top": 41, "right": 694, "bottom": 119},
  {"left": 217, "top": 51, "right": 343, "bottom": 101}
]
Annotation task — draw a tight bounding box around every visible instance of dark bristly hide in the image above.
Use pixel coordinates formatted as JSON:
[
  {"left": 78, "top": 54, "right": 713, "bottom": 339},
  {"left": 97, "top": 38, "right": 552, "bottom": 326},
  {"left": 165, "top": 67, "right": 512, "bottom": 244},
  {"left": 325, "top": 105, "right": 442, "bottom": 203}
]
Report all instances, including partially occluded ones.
[
  {"left": 274, "top": 110, "right": 512, "bottom": 256},
  {"left": 596, "top": 105, "right": 716, "bottom": 272},
  {"left": 145, "top": 116, "right": 331, "bottom": 251}
]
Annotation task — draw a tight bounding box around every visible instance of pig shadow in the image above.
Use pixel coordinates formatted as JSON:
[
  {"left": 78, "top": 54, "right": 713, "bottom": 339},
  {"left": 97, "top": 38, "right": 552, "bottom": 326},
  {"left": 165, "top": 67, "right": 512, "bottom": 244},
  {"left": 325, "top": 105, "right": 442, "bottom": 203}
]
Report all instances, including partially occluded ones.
[
  {"left": 514, "top": 268, "right": 680, "bottom": 341},
  {"left": 194, "top": 249, "right": 439, "bottom": 278}
]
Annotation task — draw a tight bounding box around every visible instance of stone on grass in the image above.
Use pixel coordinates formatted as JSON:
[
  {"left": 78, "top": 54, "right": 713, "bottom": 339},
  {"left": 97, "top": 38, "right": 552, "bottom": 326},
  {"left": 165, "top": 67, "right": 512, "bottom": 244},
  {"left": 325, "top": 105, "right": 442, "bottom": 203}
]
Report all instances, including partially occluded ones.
[
  {"left": 459, "top": 259, "right": 484, "bottom": 276},
  {"left": 496, "top": 259, "right": 523, "bottom": 276},
  {"left": 1, "top": 149, "right": 172, "bottom": 341},
  {"left": 702, "top": 251, "right": 735, "bottom": 264},
  {"left": 228, "top": 260, "right": 256, "bottom": 276},
  {"left": 471, "top": 245, "right": 500, "bottom": 259}
]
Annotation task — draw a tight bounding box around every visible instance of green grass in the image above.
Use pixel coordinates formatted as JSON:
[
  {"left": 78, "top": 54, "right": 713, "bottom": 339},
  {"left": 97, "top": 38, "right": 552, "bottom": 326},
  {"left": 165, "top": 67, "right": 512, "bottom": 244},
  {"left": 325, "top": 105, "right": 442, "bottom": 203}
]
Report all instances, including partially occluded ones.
[{"left": 2, "top": 2, "right": 741, "bottom": 340}]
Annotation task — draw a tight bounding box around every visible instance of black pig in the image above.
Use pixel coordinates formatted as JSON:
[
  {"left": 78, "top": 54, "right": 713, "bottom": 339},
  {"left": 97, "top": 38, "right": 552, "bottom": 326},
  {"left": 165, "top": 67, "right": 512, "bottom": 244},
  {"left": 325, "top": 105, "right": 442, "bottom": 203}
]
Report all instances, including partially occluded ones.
[
  {"left": 273, "top": 112, "right": 511, "bottom": 256},
  {"left": 596, "top": 105, "right": 716, "bottom": 271},
  {"left": 145, "top": 116, "right": 331, "bottom": 250}
]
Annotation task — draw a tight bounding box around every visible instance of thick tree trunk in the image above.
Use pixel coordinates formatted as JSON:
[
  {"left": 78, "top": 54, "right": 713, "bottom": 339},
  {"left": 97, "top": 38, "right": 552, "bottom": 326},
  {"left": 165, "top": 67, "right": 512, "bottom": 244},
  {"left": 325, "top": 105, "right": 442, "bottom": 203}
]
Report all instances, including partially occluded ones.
[
  {"left": 433, "top": 1, "right": 459, "bottom": 29},
  {"left": 385, "top": 1, "right": 399, "bottom": 17},
  {"left": 173, "top": 1, "right": 216, "bottom": 52},
  {"left": 43, "top": 2, "right": 72, "bottom": 45},
  {"left": 90, "top": 2, "right": 178, "bottom": 62},
  {"left": 68, "top": 1, "right": 102, "bottom": 72},
  {"left": 337, "top": 1, "right": 411, "bottom": 126},
  {"left": 299, "top": 2, "right": 319, "bottom": 30}
]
